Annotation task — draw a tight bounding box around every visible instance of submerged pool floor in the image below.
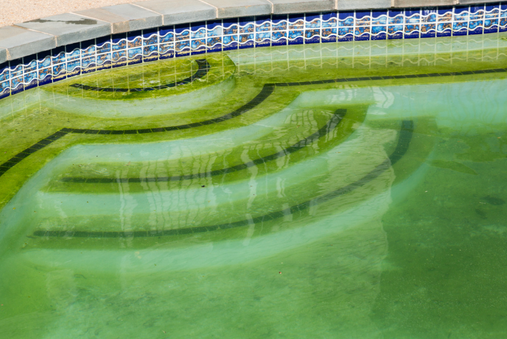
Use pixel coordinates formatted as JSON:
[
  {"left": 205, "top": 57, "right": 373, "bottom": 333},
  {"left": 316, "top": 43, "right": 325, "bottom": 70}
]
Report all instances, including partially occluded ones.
[{"left": 0, "top": 34, "right": 507, "bottom": 338}]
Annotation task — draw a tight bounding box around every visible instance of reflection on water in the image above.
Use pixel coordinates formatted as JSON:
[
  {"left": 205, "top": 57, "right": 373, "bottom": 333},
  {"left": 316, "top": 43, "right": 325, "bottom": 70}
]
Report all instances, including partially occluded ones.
[{"left": 0, "top": 34, "right": 507, "bottom": 338}]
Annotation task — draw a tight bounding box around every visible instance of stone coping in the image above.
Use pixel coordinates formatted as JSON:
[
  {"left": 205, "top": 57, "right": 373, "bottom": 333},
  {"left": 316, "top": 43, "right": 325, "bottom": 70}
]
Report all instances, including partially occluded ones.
[{"left": 0, "top": 0, "right": 505, "bottom": 63}]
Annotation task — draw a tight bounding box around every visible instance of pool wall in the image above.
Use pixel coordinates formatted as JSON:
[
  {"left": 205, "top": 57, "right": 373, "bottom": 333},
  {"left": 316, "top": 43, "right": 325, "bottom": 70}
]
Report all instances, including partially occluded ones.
[{"left": 0, "top": 0, "right": 506, "bottom": 99}]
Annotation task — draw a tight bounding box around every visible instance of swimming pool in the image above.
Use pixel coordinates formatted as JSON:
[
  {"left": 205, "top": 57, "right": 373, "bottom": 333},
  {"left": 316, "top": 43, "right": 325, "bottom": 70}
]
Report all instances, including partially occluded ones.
[{"left": 1, "top": 32, "right": 507, "bottom": 338}]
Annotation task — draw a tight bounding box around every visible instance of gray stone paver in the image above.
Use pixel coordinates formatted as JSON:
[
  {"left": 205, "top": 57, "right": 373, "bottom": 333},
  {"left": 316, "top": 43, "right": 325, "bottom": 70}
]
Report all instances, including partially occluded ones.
[
  {"left": 76, "top": 4, "right": 163, "bottom": 33},
  {"left": 135, "top": 0, "right": 216, "bottom": 25},
  {"left": 337, "top": 0, "right": 391, "bottom": 10},
  {"left": 203, "top": 0, "right": 271, "bottom": 18},
  {"left": 270, "top": 0, "right": 335, "bottom": 14},
  {"left": 15, "top": 13, "right": 110, "bottom": 47},
  {"left": 0, "top": 47, "right": 6, "bottom": 64},
  {"left": 0, "top": 26, "right": 55, "bottom": 60}
]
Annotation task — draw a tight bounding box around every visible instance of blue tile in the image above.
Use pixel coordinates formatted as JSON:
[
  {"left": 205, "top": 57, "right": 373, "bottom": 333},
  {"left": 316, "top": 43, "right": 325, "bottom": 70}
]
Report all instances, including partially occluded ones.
[
  {"left": 306, "top": 13, "right": 321, "bottom": 29},
  {"left": 338, "top": 11, "right": 353, "bottom": 20},
  {"left": 422, "top": 9, "right": 437, "bottom": 23},
  {"left": 222, "top": 18, "right": 238, "bottom": 36},
  {"left": 191, "top": 21, "right": 207, "bottom": 39},
  {"left": 288, "top": 29, "right": 304, "bottom": 45},
  {"left": 23, "top": 55, "right": 38, "bottom": 73},
  {"left": 38, "top": 67, "right": 52, "bottom": 85},
  {"left": 160, "top": 43, "right": 175, "bottom": 59},
  {"left": 240, "top": 16, "right": 255, "bottom": 34},
  {"left": 388, "top": 10, "right": 404, "bottom": 25},
  {"left": 338, "top": 17, "right": 354, "bottom": 27},
  {"left": 469, "top": 25, "right": 484, "bottom": 35},
  {"left": 142, "top": 28, "right": 158, "bottom": 39},
  {"left": 223, "top": 35, "right": 238, "bottom": 50},
  {"left": 10, "top": 59, "right": 23, "bottom": 78},
  {"left": 355, "top": 32, "right": 370, "bottom": 41},
  {"left": 470, "top": 5, "right": 485, "bottom": 20},
  {"left": 372, "top": 10, "right": 387, "bottom": 25},
  {"left": 208, "top": 36, "right": 223, "bottom": 52},
  {"left": 321, "top": 28, "right": 337, "bottom": 42},
  {"left": 51, "top": 47, "right": 66, "bottom": 65},
  {"left": 405, "top": 9, "right": 421, "bottom": 23},
  {"left": 256, "top": 32, "right": 271, "bottom": 47},
  {"left": 338, "top": 27, "right": 354, "bottom": 42},
  {"left": 128, "top": 37, "right": 143, "bottom": 49},
  {"left": 404, "top": 24, "right": 420, "bottom": 39},
  {"left": 10, "top": 77, "right": 23, "bottom": 94},
  {"left": 304, "top": 29, "right": 320, "bottom": 43},
  {"left": 160, "top": 26, "right": 174, "bottom": 42},
  {"left": 144, "top": 34, "right": 158, "bottom": 46},
  {"left": 37, "top": 50, "right": 52, "bottom": 69}
]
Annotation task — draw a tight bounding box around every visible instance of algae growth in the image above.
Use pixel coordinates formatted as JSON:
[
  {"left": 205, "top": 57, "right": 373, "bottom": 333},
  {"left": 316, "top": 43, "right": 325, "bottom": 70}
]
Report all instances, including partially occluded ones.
[{"left": 0, "top": 33, "right": 507, "bottom": 338}]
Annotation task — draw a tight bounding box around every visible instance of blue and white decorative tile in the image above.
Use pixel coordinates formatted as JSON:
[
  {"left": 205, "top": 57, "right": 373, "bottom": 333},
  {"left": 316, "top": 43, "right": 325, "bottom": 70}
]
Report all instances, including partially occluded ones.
[
  {"left": 191, "top": 21, "right": 207, "bottom": 40},
  {"left": 371, "top": 25, "right": 387, "bottom": 40},
  {"left": 160, "top": 26, "right": 174, "bottom": 43},
  {"left": 306, "top": 13, "right": 321, "bottom": 29},
  {"left": 322, "top": 12, "right": 336, "bottom": 27},
  {"left": 23, "top": 71, "right": 37, "bottom": 90},
  {"left": 97, "top": 53, "right": 112, "bottom": 71},
  {"left": 175, "top": 40, "right": 191, "bottom": 57},
  {"left": 128, "top": 30, "right": 143, "bottom": 51},
  {"left": 81, "top": 40, "right": 95, "bottom": 58},
  {"left": 321, "top": 26, "right": 337, "bottom": 43},
  {"left": 112, "top": 33, "right": 127, "bottom": 51},
  {"left": 437, "top": 22, "right": 452, "bottom": 37},
  {"left": 175, "top": 24, "right": 190, "bottom": 42},
  {"left": 421, "top": 23, "right": 436, "bottom": 38},
  {"left": 356, "top": 10, "right": 371, "bottom": 26},
  {"left": 354, "top": 26, "right": 370, "bottom": 41},
  {"left": 372, "top": 10, "right": 387, "bottom": 25},
  {"left": 112, "top": 50, "right": 127, "bottom": 68},
  {"left": 256, "top": 15, "right": 271, "bottom": 32},
  {"left": 240, "top": 17, "right": 255, "bottom": 33},
  {"left": 405, "top": 24, "right": 420, "bottom": 39},
  {"left": 82, "top": 56, "right": 97, "bottom": 74},
  {"left": 239, "top": 33, "right": 255, "bottom": 49},
  {"left": 305, "top": 28, "right": 321, "bottom": 43},
  {"left": 223, "top": 18, "right": 238, "bottom": 35},
  {"left": 143, "top": 44, "right": 159, "bottom": 61},
  {"left": 388, "top": 24, "right": 403, "bottom": 39},
  {"left": 437, "top": 7, "right": 453, "bottom": 22},
  {"left": 422, "top": 9, "right": 437, "bottom": 23},
  {"left": 0, "top": 79, "right": 9, "bottom": 99},
  {"left": 23, "top": 55, "right": 38, "bottom": 73},
  {"left": 10, "top": 60, "right": 23, "bottom": 78},
  {"left": 469, "top": 5, "right": 485, "bottom": 20},
  {"left": 207, "top": 35, "right": 222, "bottom": 52},
  {"left": 405, "top": 9, "right": 421, "bottom": 24},
  {"left": 38, "top": 65, "right": 52, "bottom": 86},
  {"left": 338, "top": 27, "right": 354, "bottom": 42},
  {"left": 469, "top": 20, "right": 484, "bottom": 35},
  {"left": 97, "top": 36, "right": 111, "bottom": 54},
  {"left": 223, "top": 35, "right": 238, "bottom": 50},
  {"left": 389, "top": 10, "right": 404, "bottom": 25},
  {"left": 67, "top": 59, "right": 81, "bottom": 77},
  {"left": 484, "top": 18, "right": 499, "bottom": 33},
  {"left": 453, "top": 21, "right": 468, "bottom": 36},
  {"left": 128, "top": 44, "right": 143, "bottom": 65},
  {"left": 272, "top": 14, "right": 288, "bottom": 45},
  {"left": 338, "top": 11, "right": 354, "bottom": 27},
  {"left": 256, "top": 32, "right": 271, "bottom": 47},
  {"left": 159, "top": 43, "right": 174, "bottom": 59},
  {"left": 191, "top": 38, "right": 207, "bottom": 55},
  {"left": 10, "top": 76, "right": 23, "bottom": 94}
]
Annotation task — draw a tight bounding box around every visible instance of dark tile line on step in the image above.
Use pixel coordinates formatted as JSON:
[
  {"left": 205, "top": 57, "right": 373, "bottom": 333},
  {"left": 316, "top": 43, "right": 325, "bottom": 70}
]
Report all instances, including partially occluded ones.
[
  {"left": 70, "top": 59, "right": 211, "bottom": 92},
  {"left": 1, "top": 66, "right": 501, "bottom": 178},
  {"left": 31, "top": 120, "right": 413, "bottom": 239},
  {"left": 0, "top": 84, "right": 274, "bottom": 178},
  {"left": 61, "top": 109, "right": 347, "bottom": 183}
]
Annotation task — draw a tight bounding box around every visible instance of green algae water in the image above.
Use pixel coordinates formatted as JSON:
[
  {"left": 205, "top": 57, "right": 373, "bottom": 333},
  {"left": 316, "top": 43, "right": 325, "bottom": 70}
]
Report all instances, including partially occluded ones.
[{"left": 1, "top": 34, "right": 507, "bottom": 338}]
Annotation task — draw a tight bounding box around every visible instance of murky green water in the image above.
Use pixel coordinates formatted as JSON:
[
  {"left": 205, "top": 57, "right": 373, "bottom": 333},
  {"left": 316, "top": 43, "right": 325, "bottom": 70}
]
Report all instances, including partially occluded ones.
[{"left": 1, "top": 34, "right": 507, "bottom": 338}]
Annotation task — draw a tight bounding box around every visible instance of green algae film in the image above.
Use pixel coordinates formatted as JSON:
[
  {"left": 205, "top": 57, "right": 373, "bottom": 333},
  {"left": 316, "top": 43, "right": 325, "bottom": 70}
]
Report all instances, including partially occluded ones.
[{"left": 1, "top": 34, "right": 507, "bottom": 338}]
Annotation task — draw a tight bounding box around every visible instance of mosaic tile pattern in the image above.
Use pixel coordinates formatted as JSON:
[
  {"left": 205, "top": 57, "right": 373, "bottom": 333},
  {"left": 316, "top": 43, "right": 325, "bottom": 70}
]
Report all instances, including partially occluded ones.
[{"left": 1, "top": 3, "right": 506, "bottom": 99}]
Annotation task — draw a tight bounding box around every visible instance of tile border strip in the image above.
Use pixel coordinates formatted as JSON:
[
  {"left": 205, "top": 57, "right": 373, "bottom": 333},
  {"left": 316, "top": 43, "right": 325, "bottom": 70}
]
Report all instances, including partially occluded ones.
[{"left": 1, "top": 3, "right": 507, "bottom": 100}]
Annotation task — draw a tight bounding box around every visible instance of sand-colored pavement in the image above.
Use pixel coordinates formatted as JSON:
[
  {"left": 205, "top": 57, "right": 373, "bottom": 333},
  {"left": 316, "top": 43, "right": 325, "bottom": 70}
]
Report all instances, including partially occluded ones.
[{"left": 0, "top": 0, "right": 148, "bottom": 27}]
